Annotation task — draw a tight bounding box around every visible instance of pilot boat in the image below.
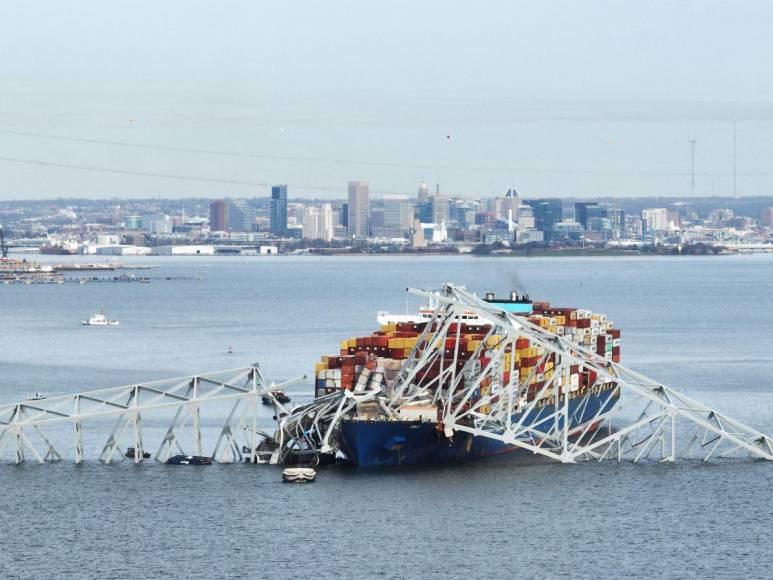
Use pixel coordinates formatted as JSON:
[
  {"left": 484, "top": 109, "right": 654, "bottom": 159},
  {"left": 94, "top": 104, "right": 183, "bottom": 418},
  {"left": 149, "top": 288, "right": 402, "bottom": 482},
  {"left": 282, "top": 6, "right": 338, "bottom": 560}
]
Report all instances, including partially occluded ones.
[{"left": 81, "top": 308, "right": 119, "bottom": 326}]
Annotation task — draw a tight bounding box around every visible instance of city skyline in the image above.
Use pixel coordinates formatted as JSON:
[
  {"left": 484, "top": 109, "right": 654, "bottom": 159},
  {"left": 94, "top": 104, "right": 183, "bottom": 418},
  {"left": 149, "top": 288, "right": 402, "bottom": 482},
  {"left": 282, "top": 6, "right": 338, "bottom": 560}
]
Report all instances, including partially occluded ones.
[{"left": 2, "top": 2, "right": 773, "bottom": 200}]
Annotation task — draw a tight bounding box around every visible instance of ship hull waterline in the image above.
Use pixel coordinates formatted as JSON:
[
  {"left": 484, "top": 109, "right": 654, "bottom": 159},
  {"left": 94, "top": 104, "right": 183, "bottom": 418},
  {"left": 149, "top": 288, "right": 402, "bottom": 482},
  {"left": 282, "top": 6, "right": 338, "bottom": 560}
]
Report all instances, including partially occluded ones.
[{"left": 340, "top": 388, "right": 618, "bottom": 467}]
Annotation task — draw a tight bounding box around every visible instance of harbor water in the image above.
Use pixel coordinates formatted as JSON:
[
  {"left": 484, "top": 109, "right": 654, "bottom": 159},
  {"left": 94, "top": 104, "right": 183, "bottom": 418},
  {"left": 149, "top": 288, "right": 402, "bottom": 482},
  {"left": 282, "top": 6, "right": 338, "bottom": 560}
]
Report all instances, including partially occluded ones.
[{"left": 1, "top": 254, "right": 772, "bottom": 578}]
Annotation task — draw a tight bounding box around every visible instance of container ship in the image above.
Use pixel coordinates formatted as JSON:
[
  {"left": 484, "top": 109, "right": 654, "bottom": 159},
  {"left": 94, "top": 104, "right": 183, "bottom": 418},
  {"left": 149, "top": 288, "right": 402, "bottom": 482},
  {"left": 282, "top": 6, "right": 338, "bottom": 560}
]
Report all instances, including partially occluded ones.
[{"left": 306, "top": 291, "right": 621, "bottom": 467}]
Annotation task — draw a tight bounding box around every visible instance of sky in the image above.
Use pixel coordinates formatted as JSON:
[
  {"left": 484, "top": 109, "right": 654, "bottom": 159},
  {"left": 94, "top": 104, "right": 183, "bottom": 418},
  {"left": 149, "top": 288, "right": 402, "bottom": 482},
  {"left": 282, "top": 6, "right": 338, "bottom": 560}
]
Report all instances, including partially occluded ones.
[{"left": 1, "top": 0, "right": 772, "bottom": 200}]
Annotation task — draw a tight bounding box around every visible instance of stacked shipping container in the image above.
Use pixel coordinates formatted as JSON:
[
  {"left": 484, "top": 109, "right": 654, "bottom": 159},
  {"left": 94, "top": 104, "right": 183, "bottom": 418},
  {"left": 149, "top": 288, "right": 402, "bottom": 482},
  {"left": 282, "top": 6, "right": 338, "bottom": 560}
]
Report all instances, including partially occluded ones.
[{"left": 314, "top": 301, "right": 621, "bottom": 402}]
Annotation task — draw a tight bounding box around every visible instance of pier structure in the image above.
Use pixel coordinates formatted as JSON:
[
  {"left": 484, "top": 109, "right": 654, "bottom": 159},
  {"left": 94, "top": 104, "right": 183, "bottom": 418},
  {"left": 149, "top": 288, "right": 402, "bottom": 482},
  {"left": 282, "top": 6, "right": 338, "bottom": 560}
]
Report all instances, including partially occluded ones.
[
  {"left": 0, "top": 365, "right": 287, "bottom": 464},
  {"left": 278, "top": 284, "right": 773, "bottom": 464}
]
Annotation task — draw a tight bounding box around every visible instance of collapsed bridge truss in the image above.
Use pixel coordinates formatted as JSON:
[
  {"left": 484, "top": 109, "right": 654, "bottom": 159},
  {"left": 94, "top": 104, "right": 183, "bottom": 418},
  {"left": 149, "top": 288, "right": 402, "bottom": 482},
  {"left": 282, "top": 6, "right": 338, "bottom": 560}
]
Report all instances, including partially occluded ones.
[
  {"left": 278, "top": 284, "right": 773, "bottom": 464},
  {"left": 0, "top": 365, "right": 289, "bottom": 464}
]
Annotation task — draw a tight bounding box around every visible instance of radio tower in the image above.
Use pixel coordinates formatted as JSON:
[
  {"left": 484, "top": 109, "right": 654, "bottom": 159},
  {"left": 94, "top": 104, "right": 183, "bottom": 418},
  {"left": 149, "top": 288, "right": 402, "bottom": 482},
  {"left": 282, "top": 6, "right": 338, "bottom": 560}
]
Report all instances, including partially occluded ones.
[
  {"left": 689, "top": 137, "right": 696, "bottom": 196},
  {"left": 733, "top": 119, "right": 738, "bottom": 198}
]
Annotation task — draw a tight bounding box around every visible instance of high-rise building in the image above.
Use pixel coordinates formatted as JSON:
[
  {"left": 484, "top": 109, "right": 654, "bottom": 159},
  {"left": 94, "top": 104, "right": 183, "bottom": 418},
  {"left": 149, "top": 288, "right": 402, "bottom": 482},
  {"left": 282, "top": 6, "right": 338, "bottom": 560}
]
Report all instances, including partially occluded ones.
[
  {"left": 269, "top": 185, "right": 288, "bottom": 236},
  {"left": 209, "top": 200, "right": 228, "bottom": 232},
  {"left": 347, "top": 181, "right": 370, "bottom": 238},
  {"left": 383, "top": 195, "right": 413, "bottom": 231},
  {"left": 524, "top": 199, "right": 563, "bottom": 234},
  {"left": 607, "top": 208, "right": 626, "bottom": 238},
  {"left": 709, "top": 209, "right": 734, "bottom": 224},
  {"left": 641, "top": 208, "right": 669, "bottom": 233},
  {"left": 418, "top": 181, "right": 429, "bottom": 202},
  {"left": 228, "top": 199, "right": 255, "bottom": 232},
  {"left": 431, "top": 195, "right": 450, "bottom": 226},
  {"left": 502, "top": 188, "right": 520, "bottom": 226},
  {"left": 761, "top": 207, "right": 773, "bottom": 227},
  {"left": 575, "top": 202, "right": 606, "bottom": 229},
  {"left": 517, "top": 205, "right": 535, "bottom": 229},
  {"left": 418, "top": 200, "right": 432, "bottom": 223},
  {"left": 303, "top": 204, "right": 334, "bottom": 241}
]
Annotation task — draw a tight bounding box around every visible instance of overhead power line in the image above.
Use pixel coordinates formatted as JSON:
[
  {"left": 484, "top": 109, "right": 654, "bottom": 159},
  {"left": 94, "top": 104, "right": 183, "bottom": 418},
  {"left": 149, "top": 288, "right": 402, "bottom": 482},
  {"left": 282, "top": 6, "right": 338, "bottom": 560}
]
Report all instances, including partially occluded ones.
[{"left": 1, "top": 127, "right": 758, "bottom": 177}]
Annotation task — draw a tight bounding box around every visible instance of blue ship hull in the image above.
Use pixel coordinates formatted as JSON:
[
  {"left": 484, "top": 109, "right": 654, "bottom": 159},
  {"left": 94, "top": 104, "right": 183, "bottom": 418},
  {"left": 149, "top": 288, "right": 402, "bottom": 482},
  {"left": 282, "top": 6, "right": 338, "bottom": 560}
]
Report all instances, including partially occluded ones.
[{"left": 340, "top": 387, "right": 619, "bottom": 467}]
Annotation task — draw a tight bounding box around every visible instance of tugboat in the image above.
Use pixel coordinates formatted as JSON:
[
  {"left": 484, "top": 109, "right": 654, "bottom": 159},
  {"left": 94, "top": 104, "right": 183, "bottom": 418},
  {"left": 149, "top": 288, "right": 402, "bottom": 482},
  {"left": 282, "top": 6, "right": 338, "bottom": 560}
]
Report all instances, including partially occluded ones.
[
  {"left": 81, "top": 308, "right": 119, "bottom": 326},
  {"left": 166, "top": 454, "right": 213, "bottom": 465},
  {"left": 262, "top": 389, "right": 291, "bottom": 405}
]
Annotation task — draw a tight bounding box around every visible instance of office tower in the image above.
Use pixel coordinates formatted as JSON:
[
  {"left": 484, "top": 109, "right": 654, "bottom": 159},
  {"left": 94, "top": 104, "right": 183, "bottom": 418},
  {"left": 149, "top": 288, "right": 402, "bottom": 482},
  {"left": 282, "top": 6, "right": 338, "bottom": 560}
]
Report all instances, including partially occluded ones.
[
  {"left": 574, "top": 202, "right": 606, "bottom": 229},
  {"left": 502, "top": 188, "right": 520, "bottom": 225},
  {"left": 418, "top": 181, "right": 429, "bottom": 202},
  {"left": 383, "top": 195, "right": 413, "bottom": 231},
  {"left": 269, "top": 185, "right": 288, "bottom": 235},
  {"left": 761, "top": 207, "right": 773, "bottom": 227},
  {"left": 228, "top": 199, "right": 255, "bottom": 232},
  {"left": 641, "top": 208, "right": 669, "bottom": 233},
  {"left": 607, "top": 208, "right": 626, "bottom": 238},
  {"left": 524, "top": 199, "right": 563, "bottom": 234},
  {"left": 303, "top": 204, "right": 334, "bottom": 241},
  {"left": 209, "top": 200, "right": 228, "bottom": 232},
  {"left": 431, "top": 195, "right": 450, "bottom": 226},
  {"left": 347, "top": 181, "right": 370, "bottom": 238}
]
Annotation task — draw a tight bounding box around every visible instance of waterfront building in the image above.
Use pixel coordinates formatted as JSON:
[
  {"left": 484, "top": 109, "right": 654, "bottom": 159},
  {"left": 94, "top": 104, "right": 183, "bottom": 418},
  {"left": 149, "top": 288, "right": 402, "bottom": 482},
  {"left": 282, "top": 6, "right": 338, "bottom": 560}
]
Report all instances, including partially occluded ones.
[
  {"left": 303, "top": 204, "right": 334, "bottom": 241},
  {"left": 347, "top": 181, "right": 370, "bottom": 238},
  {"left": 383, "top": 195, "right": 413, "bottom": 231},
  {"left": 641, "top": 208, "right": 669, "bottom": 233},
  {"left": 502, "top": 188, "right": 520, "bottom": 226},
  {"left": 141, "top": 214, "right": 172, "bottom": 235},
  {"left": 411, "top": 219, "right": 426, "bottom": 248},
  {"left": 516, "top": 228, "right": 544, "bottom": 244},
  {"left": 228, "top": 199, "right": 255, "bottom": 232},
  {"left": 125, "top": 215, "right": 142, "bottom": 229},
  {"left": 552, "top": 220, "right": 583, "bottom": 241},
  {"left": 607, "top": 208, "right": 626, "bottom": 239},
  {"left": 761, "top": 207, "right": 773, "bottom": 227},
  {"left": 517, "top": 205, "right": 535, "bottom": 230},
  {"left": 209, "top": 200, "right": 228, "bottom": 232},
  {"left": 709, "top": 208, "right": 735, "bottom": 225},
  {"left": 375, "top": 195, "right": 414, "bottom": 238},
  {"left": 575, "top": 202, "right": 606, "bottom": 229},
  {"left": 270, "top": 185, "right": 288, "bottom": 236},
  {"left": 524, "top": 199, "right": 563, "bottom": 236},
  {"left": 431, "top": 195, "right": 450, "bottom": 227}
]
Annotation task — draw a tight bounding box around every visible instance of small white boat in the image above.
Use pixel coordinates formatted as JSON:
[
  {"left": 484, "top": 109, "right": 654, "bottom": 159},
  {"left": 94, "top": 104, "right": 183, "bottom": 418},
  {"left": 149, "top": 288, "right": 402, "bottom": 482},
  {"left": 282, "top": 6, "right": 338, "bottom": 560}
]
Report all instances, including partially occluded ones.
[
  {"left": 282, "top": 467, "right": 316, "bottom": 483},
  {"left": 82, "top": 308, "right": 119, "bottom": 326},
  {"left": 25, "top": 391, "right": 47, "bottom": 401}
]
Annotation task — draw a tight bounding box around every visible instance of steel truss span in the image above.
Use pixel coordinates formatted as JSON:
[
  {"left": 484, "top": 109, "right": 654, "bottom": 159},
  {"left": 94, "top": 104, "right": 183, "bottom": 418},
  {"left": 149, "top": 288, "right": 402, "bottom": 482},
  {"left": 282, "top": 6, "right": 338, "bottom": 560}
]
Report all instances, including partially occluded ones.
[
  {"left": 278, "top": 284, "right": 773, "bottom": 464},
  {"left": 0, "top": 365, "right": 291, "bottom": 465}
]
